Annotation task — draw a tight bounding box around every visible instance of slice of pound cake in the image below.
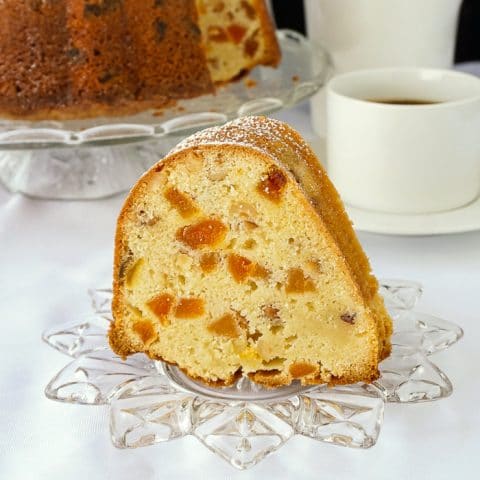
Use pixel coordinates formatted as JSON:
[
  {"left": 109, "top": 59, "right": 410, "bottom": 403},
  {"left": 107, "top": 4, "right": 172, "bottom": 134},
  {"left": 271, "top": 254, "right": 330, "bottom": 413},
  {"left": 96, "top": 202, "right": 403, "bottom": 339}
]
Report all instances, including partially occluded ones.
[{"left": 109, "top": 116, "right": 392, "bottom": 387}]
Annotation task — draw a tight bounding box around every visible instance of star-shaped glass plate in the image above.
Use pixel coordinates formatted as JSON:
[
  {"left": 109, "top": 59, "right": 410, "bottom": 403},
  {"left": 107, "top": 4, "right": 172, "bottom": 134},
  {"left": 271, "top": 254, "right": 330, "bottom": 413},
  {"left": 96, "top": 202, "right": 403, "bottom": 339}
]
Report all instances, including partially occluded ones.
[{"left": 43, "top": 280, "right": 462, "bottom": 469}]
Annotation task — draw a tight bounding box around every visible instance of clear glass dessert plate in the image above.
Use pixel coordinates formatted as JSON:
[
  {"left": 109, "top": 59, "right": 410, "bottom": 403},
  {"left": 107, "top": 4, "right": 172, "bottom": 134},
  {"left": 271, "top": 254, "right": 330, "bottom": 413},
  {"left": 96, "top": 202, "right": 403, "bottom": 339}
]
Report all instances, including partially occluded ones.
[
  {"left": 0, "top": 31, "right": 331, "bottom": 199},
  {"left": 43, "top": 280, "right": 463, "bottom": 470}
]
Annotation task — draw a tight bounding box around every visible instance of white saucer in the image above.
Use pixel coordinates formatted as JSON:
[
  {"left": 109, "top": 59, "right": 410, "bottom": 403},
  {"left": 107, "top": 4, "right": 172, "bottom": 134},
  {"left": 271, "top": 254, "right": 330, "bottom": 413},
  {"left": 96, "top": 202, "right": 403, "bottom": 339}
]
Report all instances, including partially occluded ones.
[{"left": 346, "top": 195, "right": 480, "bottom": 236}]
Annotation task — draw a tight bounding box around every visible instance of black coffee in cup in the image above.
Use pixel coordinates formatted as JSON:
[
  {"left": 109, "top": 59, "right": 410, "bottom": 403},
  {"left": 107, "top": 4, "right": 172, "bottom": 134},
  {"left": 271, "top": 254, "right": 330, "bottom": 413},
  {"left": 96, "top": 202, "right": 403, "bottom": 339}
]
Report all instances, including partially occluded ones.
[{"left": 366, "top": 98, "right": 442, "bottom": 105}]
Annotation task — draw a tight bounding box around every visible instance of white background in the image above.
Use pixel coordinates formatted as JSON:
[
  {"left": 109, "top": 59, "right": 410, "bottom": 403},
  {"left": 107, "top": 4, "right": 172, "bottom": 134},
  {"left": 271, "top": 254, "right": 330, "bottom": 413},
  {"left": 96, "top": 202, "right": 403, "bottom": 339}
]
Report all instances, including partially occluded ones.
[{"left": 0, "top": 103, "right": 479, "bottom": 480}]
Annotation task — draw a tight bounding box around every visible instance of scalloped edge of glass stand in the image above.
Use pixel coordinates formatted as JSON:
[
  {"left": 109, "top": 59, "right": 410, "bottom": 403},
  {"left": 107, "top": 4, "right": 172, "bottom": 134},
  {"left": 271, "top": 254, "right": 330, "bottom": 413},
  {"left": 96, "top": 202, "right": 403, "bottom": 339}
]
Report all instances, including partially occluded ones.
[
  {"left": 43, "top": 279, "right": 463, "bottom": 406},
  {"left": 42, "top": 280, "right": 463, "bottom": 470},
  {"left": 0, "top": 30, "right": 331, "bottom": 150}
]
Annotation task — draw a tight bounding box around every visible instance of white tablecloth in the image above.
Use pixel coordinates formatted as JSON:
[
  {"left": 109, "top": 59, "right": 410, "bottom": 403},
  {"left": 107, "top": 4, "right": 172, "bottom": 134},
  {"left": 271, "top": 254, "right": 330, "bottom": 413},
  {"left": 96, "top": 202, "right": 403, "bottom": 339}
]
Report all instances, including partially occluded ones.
[{"left": 1, "top": 103, "right": 479, "bottom": 480}]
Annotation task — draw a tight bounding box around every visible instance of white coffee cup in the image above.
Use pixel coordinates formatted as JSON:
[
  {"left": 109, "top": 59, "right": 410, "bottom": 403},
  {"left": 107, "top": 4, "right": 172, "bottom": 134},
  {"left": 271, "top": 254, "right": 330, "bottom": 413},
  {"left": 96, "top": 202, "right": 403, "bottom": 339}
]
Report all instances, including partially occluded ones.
[
  {"left": 305, "top": 0, "right": 463, "bottom": 136},
  {"left": 326, "top": 68, "right": 480, "bottom": 214},
  {"left": 305, "top": 0, "right": 462, "bottom": 73}
]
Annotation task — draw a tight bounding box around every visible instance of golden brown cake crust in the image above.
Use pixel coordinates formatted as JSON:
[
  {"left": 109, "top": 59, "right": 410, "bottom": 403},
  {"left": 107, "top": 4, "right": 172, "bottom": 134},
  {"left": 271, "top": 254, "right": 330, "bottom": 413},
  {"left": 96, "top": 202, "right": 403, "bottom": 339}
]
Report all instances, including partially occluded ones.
[
  {"left": 0, "top": 0, "right": 212, "bottom": 119},
  {"left": 109, "top": 117, "right": 392, "bottom": 388},
  {"left": 0, "top": 0, "right": 280, "bottom": 120}
]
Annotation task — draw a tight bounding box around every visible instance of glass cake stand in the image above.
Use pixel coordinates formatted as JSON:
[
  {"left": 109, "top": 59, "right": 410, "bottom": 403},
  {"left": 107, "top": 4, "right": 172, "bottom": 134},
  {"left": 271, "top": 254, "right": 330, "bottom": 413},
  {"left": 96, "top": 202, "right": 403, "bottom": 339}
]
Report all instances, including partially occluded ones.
[
  {"left": 43, "top": 280, "right": 463, "bottom": 470},
  {"left": 0, "top": 30, "right": 331, "bottom": 200}
]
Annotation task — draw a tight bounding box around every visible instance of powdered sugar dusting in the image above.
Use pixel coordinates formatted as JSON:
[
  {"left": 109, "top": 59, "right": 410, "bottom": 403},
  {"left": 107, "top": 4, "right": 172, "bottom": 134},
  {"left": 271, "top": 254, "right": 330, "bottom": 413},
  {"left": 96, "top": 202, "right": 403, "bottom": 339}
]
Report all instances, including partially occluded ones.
[{"left": 168, "top": 116, "right": 310, "bottom": 163}]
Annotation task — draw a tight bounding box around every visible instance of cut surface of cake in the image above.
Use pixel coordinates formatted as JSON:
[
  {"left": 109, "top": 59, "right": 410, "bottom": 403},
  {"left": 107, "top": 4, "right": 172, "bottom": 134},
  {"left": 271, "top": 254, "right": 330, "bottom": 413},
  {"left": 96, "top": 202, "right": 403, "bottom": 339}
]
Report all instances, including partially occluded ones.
[
  {"left": 197, "top": 0, "right": 279, "bottom": 83},
  {"left": 0, "top": 0, "right": 280, "bottom": 120},
  {"left": 109, "top": 116, "right": 392, "bottom": 387}
]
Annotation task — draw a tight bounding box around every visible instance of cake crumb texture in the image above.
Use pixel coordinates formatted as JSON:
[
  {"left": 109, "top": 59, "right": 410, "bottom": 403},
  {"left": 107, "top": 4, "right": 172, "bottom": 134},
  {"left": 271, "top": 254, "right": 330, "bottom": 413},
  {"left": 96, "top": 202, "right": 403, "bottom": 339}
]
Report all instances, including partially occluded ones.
[{"left": 110, "top": 116, "right": 392, "bottom": 387}]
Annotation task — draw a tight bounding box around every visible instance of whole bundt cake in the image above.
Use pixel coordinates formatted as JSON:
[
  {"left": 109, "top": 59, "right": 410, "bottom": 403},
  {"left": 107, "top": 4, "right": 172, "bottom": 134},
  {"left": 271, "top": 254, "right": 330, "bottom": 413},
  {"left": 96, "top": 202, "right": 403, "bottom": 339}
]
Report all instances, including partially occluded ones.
[
  {"left": 109, "top": 116, "right": 393, "bottom": 387},
  {"left": 0, "top": 0, "right": 280, "bottom": 119}
]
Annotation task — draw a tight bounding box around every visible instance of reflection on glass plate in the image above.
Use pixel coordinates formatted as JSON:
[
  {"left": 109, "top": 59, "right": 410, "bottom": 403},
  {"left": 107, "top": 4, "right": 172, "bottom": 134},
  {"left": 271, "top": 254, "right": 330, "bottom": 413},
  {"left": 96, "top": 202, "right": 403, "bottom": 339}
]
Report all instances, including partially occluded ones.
[
  {"left": 0, "top": 30, "right": 331, "bottom": 200},
  {"left": 43, "top": 280, "right": 462, "bottom": 470}
]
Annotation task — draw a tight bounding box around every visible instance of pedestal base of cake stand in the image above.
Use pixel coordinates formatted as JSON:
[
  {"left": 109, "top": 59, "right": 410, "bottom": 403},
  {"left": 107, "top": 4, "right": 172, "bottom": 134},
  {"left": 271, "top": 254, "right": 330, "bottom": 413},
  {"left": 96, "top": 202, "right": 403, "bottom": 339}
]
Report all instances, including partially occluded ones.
[{"left": 0, "top": 139, "right": 180, "bottom": 200}]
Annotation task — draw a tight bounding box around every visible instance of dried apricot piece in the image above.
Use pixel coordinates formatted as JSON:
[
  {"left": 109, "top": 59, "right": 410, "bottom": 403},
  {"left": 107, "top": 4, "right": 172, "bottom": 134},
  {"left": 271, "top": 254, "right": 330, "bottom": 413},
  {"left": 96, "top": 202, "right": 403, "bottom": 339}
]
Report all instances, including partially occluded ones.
[
  {"left": 289, "top": 362, "right": 317, "bottom": 378},
  {"left": 164, "top": 187, "right": 198, "bottom": 218},
  {"left": 147, "top": 293, "right": 175, "bottom": 321},
  {"left": 227, "top": 24, "right": 247, "bottom": 43},
  {"left": 285, "top": 268, "right": 316, "bottom": 293},
  {"left": 257, "top": 168, "right": 287, "bottom": 202},
  {"left": 200, "top": 252, "right": 219, "bottom": 273},
  {"left": 207, "top": 313, "right": 241, "bottom": 338},
  {"left": 133, "top": 320, "right": 157, "bottom": 345},
  {"left": 176, "top": 219, "right": 227, "bottom": 249},
  {"left": 244, "top": 34, "right": 259, "bottom": 58},
  {"left": 227, "top": 254, "right": 269, "bottom": 283},
  {"left": 253, "top": 264, "right": 269, "bottom": 279},
  {"left": 228, "top": 254, "right": 254, "bottom": 282},
  {"left": 175, "top": 298, "right": 205, "bottom": 318}
]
